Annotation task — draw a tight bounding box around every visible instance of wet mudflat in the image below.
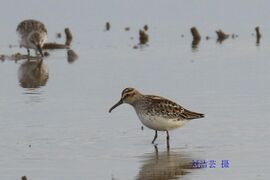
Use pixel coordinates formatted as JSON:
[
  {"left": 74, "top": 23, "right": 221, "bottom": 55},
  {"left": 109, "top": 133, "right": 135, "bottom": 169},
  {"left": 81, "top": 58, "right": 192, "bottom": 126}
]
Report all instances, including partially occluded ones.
[{"left": 0, "top": 0, "right": 270, "bottom": 179}]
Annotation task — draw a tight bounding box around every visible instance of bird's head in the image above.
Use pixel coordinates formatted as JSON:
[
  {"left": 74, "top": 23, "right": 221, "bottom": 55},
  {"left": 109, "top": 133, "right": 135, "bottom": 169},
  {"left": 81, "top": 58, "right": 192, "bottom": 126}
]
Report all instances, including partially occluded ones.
[
  {"left": 29, "top": 32, "right": 46, "bottom": 57},
  {"left": 109, "top": 88, "right": 142, "bottom": 112}
]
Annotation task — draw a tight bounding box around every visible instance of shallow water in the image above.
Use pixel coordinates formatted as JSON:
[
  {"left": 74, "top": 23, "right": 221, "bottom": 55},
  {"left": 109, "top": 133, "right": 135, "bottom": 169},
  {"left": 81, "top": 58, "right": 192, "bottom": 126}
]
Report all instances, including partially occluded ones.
[{"left": 0, "top": 0, "right": 270, "bottom": 179}]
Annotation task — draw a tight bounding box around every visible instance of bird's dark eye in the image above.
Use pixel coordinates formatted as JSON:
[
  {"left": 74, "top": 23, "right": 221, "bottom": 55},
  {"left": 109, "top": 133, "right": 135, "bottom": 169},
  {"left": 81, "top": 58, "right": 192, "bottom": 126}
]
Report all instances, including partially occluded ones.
[{"left": 122, "top": 93, "right": 130, "bottom": 99}]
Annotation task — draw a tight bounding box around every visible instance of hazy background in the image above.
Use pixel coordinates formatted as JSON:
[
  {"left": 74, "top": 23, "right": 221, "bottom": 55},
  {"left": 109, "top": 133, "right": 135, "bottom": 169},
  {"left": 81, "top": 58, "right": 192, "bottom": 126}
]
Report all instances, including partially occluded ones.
[{"left": 0, "top": 0, "right": 269, "bottom": 179}]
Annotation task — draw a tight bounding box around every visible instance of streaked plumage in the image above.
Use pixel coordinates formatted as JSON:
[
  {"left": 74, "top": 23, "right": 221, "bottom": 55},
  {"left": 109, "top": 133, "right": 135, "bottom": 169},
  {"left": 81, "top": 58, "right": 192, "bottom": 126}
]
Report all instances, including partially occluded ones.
[
  {"left": 16, "top": 19, "right": 47, "bottom": 57},
  {"left": 109, "top": 88, "right": 204, "bottom": 147}
]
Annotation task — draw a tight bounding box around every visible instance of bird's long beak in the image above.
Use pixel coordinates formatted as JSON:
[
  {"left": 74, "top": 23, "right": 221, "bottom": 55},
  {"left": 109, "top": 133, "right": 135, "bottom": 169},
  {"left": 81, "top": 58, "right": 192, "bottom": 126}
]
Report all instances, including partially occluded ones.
[
  {"left": 109, "top": 99, "right": 123, "bottom": 113},
  {"left": 37, "top": 44, "right": 44, "bottom": 57}
]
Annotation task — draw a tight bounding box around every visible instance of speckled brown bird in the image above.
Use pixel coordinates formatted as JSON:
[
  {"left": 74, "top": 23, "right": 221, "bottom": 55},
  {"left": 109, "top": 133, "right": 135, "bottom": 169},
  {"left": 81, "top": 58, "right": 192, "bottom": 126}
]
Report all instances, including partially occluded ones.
[
  {"left": 17, "top": 19, "right": 47, "bottom": 57},
  {"left": 109, "top": 88, "right": 204, "bottom": 147}
]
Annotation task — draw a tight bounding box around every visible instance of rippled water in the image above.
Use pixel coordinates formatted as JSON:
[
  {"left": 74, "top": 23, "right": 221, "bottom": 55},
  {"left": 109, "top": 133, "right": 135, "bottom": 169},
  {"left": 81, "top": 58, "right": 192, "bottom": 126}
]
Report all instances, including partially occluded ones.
[{"left": 0, "top": 0, "right": 270, "bottom": 179}]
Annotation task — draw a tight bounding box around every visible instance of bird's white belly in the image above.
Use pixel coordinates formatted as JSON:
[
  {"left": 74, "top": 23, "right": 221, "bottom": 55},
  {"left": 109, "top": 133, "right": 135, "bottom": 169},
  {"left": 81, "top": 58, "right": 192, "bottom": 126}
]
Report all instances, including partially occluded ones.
[
  {"left": 17, "top": 34, "right": 35, "bottom": 49},
  {"left": 137, "top": 112, "right": 186, "bottom": 131},
  {"left": 17, "top": 31, "right": 47, "bottom": 49},
  {"left": 19, "top": 39, "right": 36, "bottom": 49}
]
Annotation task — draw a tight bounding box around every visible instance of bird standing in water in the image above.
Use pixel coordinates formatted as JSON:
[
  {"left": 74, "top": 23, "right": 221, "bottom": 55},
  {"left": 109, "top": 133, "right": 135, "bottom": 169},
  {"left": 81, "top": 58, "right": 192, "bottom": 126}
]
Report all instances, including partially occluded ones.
[
  {"left": 17, "top": 19, "right": 47, "bottom": 57},
  {"left": 109, "top": 88, "right": 204, "bottom": 148}
]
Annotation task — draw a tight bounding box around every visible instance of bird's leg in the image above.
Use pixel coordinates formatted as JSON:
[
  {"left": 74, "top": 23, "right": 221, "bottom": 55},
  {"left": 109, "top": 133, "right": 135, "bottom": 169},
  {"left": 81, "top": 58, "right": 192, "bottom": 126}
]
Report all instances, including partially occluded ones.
[
  {"left": 166, "top": 130, "right": 170, "bottom": 149},
  {"left": 27, "top": 49, "right": 30, "bottom": 61},
  {"left": 152, "top": 130, "right": 158, "bottom": 144}
]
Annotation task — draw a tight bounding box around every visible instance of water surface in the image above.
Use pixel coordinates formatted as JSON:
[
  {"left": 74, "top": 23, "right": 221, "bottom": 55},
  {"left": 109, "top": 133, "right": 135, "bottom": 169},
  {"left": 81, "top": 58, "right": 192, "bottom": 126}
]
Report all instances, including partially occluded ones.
[{"left": 0, "top": 0, "right": 270, "bottom": 179}]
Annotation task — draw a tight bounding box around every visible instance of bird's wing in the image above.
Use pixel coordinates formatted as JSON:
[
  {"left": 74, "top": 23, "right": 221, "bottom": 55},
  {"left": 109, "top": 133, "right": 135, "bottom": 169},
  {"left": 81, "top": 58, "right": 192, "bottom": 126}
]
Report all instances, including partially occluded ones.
[{"left": 146, "top": 95, "right": 204, "bottom": 120}]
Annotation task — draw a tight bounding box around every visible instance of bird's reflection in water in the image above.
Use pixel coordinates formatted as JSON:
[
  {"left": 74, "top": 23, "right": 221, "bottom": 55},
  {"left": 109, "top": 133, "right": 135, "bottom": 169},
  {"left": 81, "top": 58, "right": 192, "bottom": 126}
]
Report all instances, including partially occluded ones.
[
  {"left": 136, "top": 146, "right": 198, "bottom": 180},
  {"left": 18, "top": 60, "right": 49, "bottom": 88}
]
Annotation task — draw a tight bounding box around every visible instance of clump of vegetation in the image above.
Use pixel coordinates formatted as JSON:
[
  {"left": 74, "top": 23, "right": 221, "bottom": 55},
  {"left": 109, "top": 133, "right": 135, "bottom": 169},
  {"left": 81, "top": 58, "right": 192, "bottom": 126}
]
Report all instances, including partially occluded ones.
[
  {"left": 139, "top": 29, "right": 149, "bottom": 45},
  {"left": 216, "top": 29, "right": 229, "bottom": 43},
  {"left": 56, "top": 32, "right": 62, "bottom": 38},
  {"left": 106, "top": 22, "right": 111, "bottom": 31},
  {"left": 190, "top": 27, "right": 201, "bottom": 41},
  {"left": 190, "top": 27, "right": 201, "bottom": 50},
  {"left": 143, "top": 24, "right": 148, "bottom": 31},
  {"left": 255, "top": 26, "right": 261, "bottom": 45},
  {"left": 64, "top": 28, "right": 73, "bottom": 46}
]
